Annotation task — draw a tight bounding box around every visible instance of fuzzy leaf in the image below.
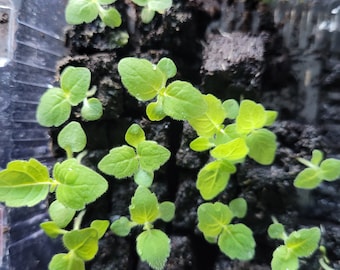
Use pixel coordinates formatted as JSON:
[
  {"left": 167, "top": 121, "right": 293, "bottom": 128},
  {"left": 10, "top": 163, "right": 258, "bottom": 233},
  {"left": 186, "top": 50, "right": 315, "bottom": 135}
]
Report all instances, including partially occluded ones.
[
  {"left": 268, "top": 223, "right": 285, "bottom": 240},
  {"left": 271, "top": 245, "right": 299, "bottom": 270},
  {"left": 229, "top": 198, "right": 247, "bottom": 219},
  {"left": 236, "top": 100, "right": 267, "bottom": 134},
  {"left": 0, "top": 159, "right": 53, "bottom": 207},
  {"left": 320, "top": 158, "right": 340, "bottom": 181},
  {"left": 210, "top": 137, "right": 249, "bottom": 162},
  {"left": 136, "top": 229, "right": 170, "bottom": 270},
  {"left": 58, "top": 121, "right": 87, "bottom": 154},
  {"left": 99, "top": 7, "right": 122, "bottom": 28},
  {"left": 134, "top": 169, "right": 154, "bottom": 187},
  {"left": 156, "top": 58, "right": 177, "bottom": 79},
  {"left": 110, "top": 217, "right": 133, "bottom": 237},
  {"left": 137, "top": 141, "right": 171, "bottom": 172},
  {"left": 190, "top": 137, "right": 215, "bottom": 152},
  {"left": 98, "top": 146, "right": 138, "bottom": 178},
  {"left": 159, "top": 201, "right": 175, "bottom": 222},
  {"left": 90, "top": 220, "right": 110, "bottom": 239},
  {"left": 146, "top": 100, "right": 166, "bottom": 121},
  {"left": 40, "top": 221, "right": 64, "bottom": 238},
  {"left": 294, "top": 168, "right": 321, "bottom": 189},
  {"left": 65, "top": 0, "right": 99, "bottom": 24},
  {"left": 49, "top": 253, "right": 85, "bottom": 270},
  {"left": 286, "top": 227, "right": 321, "bottom": 257},
  {"left": 81, "top": 98, "right": 103, "bottom": 121},
  {"left": 222, "top": 99, "right": 239, "bottom": 120},
  {"left": 125, "top": 124, "right": 146, "bottom": 148},
  {"left": 49, "top": 200, "right": 76, "bottom": 228}
]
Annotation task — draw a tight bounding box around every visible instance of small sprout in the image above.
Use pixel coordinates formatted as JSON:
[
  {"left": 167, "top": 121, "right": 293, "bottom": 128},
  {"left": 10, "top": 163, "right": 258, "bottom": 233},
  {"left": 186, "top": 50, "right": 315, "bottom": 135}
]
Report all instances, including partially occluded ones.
[
  {"left": 131, "top": 0, "right": 172, "bottom": 23},
  {"left": 294, "top": 149, "right": 340, "bottom": 189},
  {"left": 48, "top": 200, "right": 76, "bottom": 228}
]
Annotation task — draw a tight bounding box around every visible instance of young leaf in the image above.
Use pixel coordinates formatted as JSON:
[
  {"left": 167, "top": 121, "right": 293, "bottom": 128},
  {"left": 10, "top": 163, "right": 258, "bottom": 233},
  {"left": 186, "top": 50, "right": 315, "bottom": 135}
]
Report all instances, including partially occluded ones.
[
  {"left": 141, "top": 7, "right": 155, "bottom": 24},
  {"left": 57, "top": 121, "right": 87, "bottom": 154},
  {"left": 90, "top": 220, "right": 110, "bottom": 239},
  {"left": 40, "top": 221, "right": 65, "bottom": 238},
  {"left": 99, "top": 7, "right": 122, "bottom": 28},
  {"left": 219, "top": 224, "right": 255, "bottom": 260},
  {"left": 49, "top": 253, "right": 85, "bottom": 270},
  {"left": 156, "top": 58, "right": 177, "bottom": 79},
  {"left": 246, "top": 129, "right": 277, "bottom": 165},
  {"left": 63, "top": 228, "right": 99, "bottom": 261},
  {"left": 98, "top": 0, "right": 117, "bottom": 4},
  {"left": 110, "top": 217, "right": 134, "bottom": 237},
  {"left": 320, "top": 158, "right": 340, "bottom": 181},
  {"left": 159, "top": 201, "right": 175, "bottom": 222},
  {"left": 81, "top": 98, "right": 103, "bottom": 121},
  {"left": 98, "top": 145, "right": 138, "bottom": 178},
  {"left": 189, "top": 137, "right": 215, "bottom": 152},
  {"left": 118, "top": 58, "right": 164, "bottom": 101},
  {"left": 264, "top": 110, "right": 278, "bottom": 126},
  {"left": 129, "top": 187, "right": 159, "bottom": 224},
  {"left": 236, "top": 100, "right": 267, "bottom": 134},
  {"left": 137, "top": 141, "right": 171, "bottom": 172},
  {"left": 271, "top": 245, "right": 299, "bottom": 270},
  {"left": 65, "top": 0, "right": 99, "bottom": 25},
  {"left": 229, "top": 198, "right": 247, "bottom": 219},
  {"left": 136, "top": 229, "right": 170, "bottom": 270},
  {"left": 162, "top": 81, "right": 207, "bottom": 120},
  {"left": 310, "top": 149, "right": 323, "bottom": 166},
  {"left": 197, "top": 202, "right": 233, "bottom": 238},
  {"left": 134, "top": 169, "right": 154, "bottom": 187},
  {"left": 49, "top": 200, "right": 76, "bottom": 228},
  {"left": 222, "top": 99, "right": 239, "bottom": 120},
  {"left": 54, "top": 159, "right": 108, "bottom": 210},
  {"left": 0, "top": 158, "right": 53, "bottom": 207},
  {"left": 132, "top": 0, "right": 148, "bottom": 6},
  {"left": 125, "top": 124, "right": 146, "bottom": 148},
  {"left": 146, "top": 100, "right": 166, "bottom": 121},
  {"left": 294, "top": 168, "right": 321, "bottom": 189},
  {"left": 268, "top": 223, "right": 286, "bottom": 240},
  {"left": 210, "top": 137, "right": 249, "bottom": 162},
  {"left": 148, "top": 0, "right": 172, "bottom": 13}
]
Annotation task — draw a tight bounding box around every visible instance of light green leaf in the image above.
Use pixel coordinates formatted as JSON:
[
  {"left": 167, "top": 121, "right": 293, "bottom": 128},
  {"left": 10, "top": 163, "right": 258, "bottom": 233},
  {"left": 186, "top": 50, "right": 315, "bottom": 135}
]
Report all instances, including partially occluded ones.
[
  {"left": 98, "top": 0, "right": 117, "bottom": 4},
  {"left": 210, "top": 137, "right": 249, "bottom": 162},
  {"left": 148, "top": 0, "right": 172, "bottom": 12},
  {"left": 129, "top": 187, "right": 159, "bottom": 224},
  {"left": 320, "top": 158, "right": 340, "bottom": 181},
  {"left": 197, "top": 202, "right": 233, "bottom": 237},
  {"left": 156, "top": 58, "right": 177, "bottom": 79},
  {"left": 310, "top": 149, "right": 323, "bottom": 166},
  {"left": 236, "top": 99, "right": 267, "bottom": 134},
  {"left": 36, "top": 87, "right": 71, "bottom": 127},
  {"left": 189, "top": 137, "right": 215, "bottom": 152},
  {"left": 40, "top": 221, "right": 64, "bottom": 238},
  {"left": 246, "top": 129, "right": 277, "bottom": 165},
  {"left": 90, "top": 220, "right": 110, "bottom": 239},
  {"left": 271, "top": 245, "right": 299, "bottom": 270},
  {"left": 49, "top": 200, "right": 76, "bottom": 228},
  {"left": 110, "top": 217, "right": 133, "bottom": 237},
  {"left": 294, "top": 168, "right": 321, "bottom": 189},
  {"left": 188, "top": 94, "right": 227, "bottom": 137},
  {"left": 137, "top": 141, "right": 171, "bottom": 172},
  {"left": 60, "top": 66, "right": 91, "bottom": 106},
  {"left": 99, "top": 7, "right": 122, "bottom": 28},
  {"left": 141, "top": 7, "right": 155, "bottom": 24},
  {"left": 222, "top": 99, "right": 239, "bottom": 119},
  {"left": 134, "top": 169, "right": 154, "bottom": 187},
  {"left": 63, "top": 228, "right": 99, "bottom": 261},
  {"left": 219, "top": 224, "right": 255, "bottom": 260},
  {"left": 162, "top": 81, "right": 207, "bottom": 120},
  {"left": 196, "top": 160, "right": 234, "bottom": 200},
  {"left": 98, "top": 145, "right": 138, "bottom": 178},
  {"left": 58, "top": 121, "right": 87, "bottom": 154},
  {"left": 136, "top": 229, "right": 170, "bottom": 270},
  {"left": 125, "top": 124, "right": 146, "bottom": 148},
  {"left": 268, "top": 223, "right": 285, "bottom": 240},
  {"left": 54, "top": 159, "right": 108, "bottom": 210},
  {"left": 159, "top": 201, "right": 175, "bottom": 222},
  {"left": 286, "top": 227, "right": 321, "bottom": 257},
  {"left": 0, "top": 159, "right": 53, "bottom": 207},
  {"left": 81, "top": 98, "right": 103, "bottom": 121},
  {"left": 118, "top": 58, "right": 164, "bottom": 101},
  {"left": 146, "top": 100, "right": 166, "bottom": 121},
  {"left": 132, "top": 0, "right": 148, "bottom": 6},
  {"left": 65, "top": 0, "right": 99, "bottom": 24},
  {"left": 49, "top": 253, "right": 85, "bottom": 270},
  {"left": 264, "top": 110, "right": 278, "bottom": 126},
  {"left": 229, "top": 198, "right": 247, "bottom": 219}
]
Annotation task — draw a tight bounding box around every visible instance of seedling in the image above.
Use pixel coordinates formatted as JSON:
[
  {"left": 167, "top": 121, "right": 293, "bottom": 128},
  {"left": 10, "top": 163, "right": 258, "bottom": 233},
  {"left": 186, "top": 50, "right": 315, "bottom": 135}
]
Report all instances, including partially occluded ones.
[
  {"left": 65, "top": 0, "right": 122, "bottom": 28},
  {"left": 98, "top": 123, "right": 171, "bottom": 187},
  {"left": 197, "top": 198, "right": 255, "bottom": 260},
  {"left": 131, "top": 0, "right": 172, "bottom": 23},
  {"left": 294, "top": 149, "right": 340, "bottom": 189},
  {"left": 110, "top": 186, "right": 175, "bottom": 270},
  {"left": 268, "top": 218, "right": 321, "bottom": 270},
  {"left": 36, "top": 66, "right": 103, "bottom": 127}
]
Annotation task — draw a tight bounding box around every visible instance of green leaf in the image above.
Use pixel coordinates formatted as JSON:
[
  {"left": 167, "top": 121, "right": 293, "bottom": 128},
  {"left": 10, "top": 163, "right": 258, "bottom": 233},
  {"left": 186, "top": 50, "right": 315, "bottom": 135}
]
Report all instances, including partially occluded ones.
[
  {"left": 320, "top": 158, "right": 340, "bottom": 181},
  {"left": 246, "top": 129, "right": 277, "bottom": 165},
  {"left": 229, "top": 198, "right": 247, "bottom": 218},
  {"left": 148, "top": 0, "right": 172, "bottom": 13},
  {"left": 310, "top": 149, "right": 323, "bottom": 166},
  {"left": 90, "top": 220, "right": 110, "bottom": 239},
  {"left": 63, "top": 228, "right": 99, "bottom": 261},
  {"left": 141, "top": 7, "right": 155, "bottom": 24},
  {"left": 54, "top": 159, "right": 108, "bottom": 210},
  {"left": 49, "top": 200, "right": 76, "bottom": 228},
  {"left": 286, "top": 227, "right": 321, "bottom": 257},
  {"left": 188, "top": 94, "right": 227, "bottom": 137},
  {"left": 49, "top": 253, "right": 85, "bottom": 270},
  {"left": 81, "top": 98, "right": 103, "bottom": 121},
  {"left": 159, "top": 201, "right": 175, "bottom": 222},
  {"left": 294, "top": 168, "right": 321, "bottom": 189},
  {"left": 125, "top": 124, "right": 146, "bottom": 148},
  {"left": 98, "top": 145, "right": 138, "bottom": 178},
  {"left": 162, "top": 81, "right": 207, "bottom": 120},
  {"left": 134, "top": 169, "right": 154, "bottom": 187},
  {"left": 60, "top": 66, "right": 91, "bottom": 106},
  {"left": 137, "top": 141, "right": 171, "bottom": 172},
  {"left": 197, "top": 202, "right": 233, "bottom": 237},
  {"left": 156, "top": 58, "right": 177, "bottom": 79},
  {"left": 219, "top": 224, "right": 255, "bottom": 260},
  {"left": 98, "top": 0, "right": 117, "bottom": 4},
  {"left": 110, "top": 217, "right": 133, "bottom": 237},
  {"left": 268, "top": 223, "right": 285, "bottom": 240},
  {"left": 36, "top": 87, "right": 71, "bottom": 127},
  {"left": 210, "top": 137, "right": 249, "bottom": 162},
  {"left": 236, "top": 100, "right": 267, "bottom": 134},
  {"left": 136, "top": 229, "right": 170, "bottom": 270},
  {"left": 196, "top": 160, "right": 234, "bottom": 200},
  {"left": 118, "top": 58, "right": 164, "bottom": 101},
  {"left": 189, "top": 137, "right": 215, "bottom": 152},
  {"left": 222, "top": 99, "right": 239, "bottom": 120},
  {"left": 271, "top": 245, "right": 299, "bottom": 270},
  {"left": 264, "top": 110, "right": 278, "bottom": 126},
  {"left": 99, "top": 7, "right": 122, "bottom": 28},
  {"left": 40, "top": 221, "right": 64, "bottom": 238},
  {"left": 132, "top": 0, "right": 148, "bottom": 6},
  {"left": 0, "top": 159, "right": 53, "bottom": 207},
  {"left": 65, "top": 0, "right": 99, "bottom": 24},
  {"left": 58, "top": 121, "right": 87, "bottom": 154},
  {"left": 146, "top": 101, "right": 166, "bottom": 121},
  {"left": 129, "top": 187, "right": 159, "bottom": 224}
]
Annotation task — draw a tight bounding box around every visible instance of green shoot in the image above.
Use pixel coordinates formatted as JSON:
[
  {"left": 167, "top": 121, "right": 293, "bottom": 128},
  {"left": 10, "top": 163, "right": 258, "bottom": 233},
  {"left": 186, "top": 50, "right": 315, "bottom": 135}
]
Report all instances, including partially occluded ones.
[{"left": 131, "top": 0, "right": 172, "bottom": 23}]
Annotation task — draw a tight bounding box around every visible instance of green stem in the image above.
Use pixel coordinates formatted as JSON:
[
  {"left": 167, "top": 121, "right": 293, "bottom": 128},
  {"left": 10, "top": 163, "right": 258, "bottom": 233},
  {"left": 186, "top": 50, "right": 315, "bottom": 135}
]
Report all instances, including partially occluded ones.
[
  {"left": 65, "top": 146, "right": 73, "bottom": 160},
  {"left": 297, "top": 157, "right": 318, "bottom": 169},
  {"left": 73, "top": 210, "right": 86, "bottom": 230}
]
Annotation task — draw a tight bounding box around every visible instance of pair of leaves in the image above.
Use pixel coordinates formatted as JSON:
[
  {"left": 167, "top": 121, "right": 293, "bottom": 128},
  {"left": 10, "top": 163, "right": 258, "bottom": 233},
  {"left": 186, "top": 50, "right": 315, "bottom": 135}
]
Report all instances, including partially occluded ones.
[
  {"left": 98, "top": 124, "right": 170, "bottom": 187},
  {"left": 197, "top": 201, "right": 255, "bottom": 260},
  {"left": 118, "top": 57, "right": 207, "bottom": 121},
  {"left": 36, "top": 66, "right": 103, "bottom": 127},
  {"left": 268, "top": 223, "right": 321, "bottom": 270},
  {"left": 132, "top": 0, "right": 172, "bottom": 23},
  {"left": 294, "top": 149, "right": 340, "bottom": 189},
  {"left": 65, "top": 0, "right": 122, "bottom": 28}
]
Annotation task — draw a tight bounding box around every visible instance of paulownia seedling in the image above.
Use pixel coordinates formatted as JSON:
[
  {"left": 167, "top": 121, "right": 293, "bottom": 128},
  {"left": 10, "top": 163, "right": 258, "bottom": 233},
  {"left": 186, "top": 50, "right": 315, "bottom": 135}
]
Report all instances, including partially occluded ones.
[
  {"left": 36, "top": 66, "right": 103, "bottom": 127},
  {"left": 131, "top": 0, "right": 172, "bottom": 23},
  {"left": 110, "top": 186, "right": 175, "bottom": 270}
]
